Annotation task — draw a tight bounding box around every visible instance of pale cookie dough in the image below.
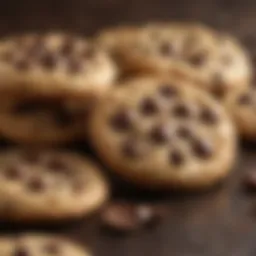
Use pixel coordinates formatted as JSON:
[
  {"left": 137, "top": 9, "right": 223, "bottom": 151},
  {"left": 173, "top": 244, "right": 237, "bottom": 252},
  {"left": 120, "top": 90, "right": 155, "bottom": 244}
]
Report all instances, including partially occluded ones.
[
  {"left": 0, "top": 234, "right": 91, "bottom": 256},
  {"left": 90, "top": 76, "right": 237, "bottom": 190},
  {"left": 0, "top": 149, "right": 109, "bottom": 222}
]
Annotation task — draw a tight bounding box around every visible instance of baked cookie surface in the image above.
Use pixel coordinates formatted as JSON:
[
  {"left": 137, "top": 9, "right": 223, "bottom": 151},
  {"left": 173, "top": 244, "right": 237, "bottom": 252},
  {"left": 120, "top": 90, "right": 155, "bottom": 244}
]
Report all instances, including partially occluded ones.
[
  {"left": 90, "top": 76, "right": 237, "bottom": 190},
  {"left": 0, "top": 149, "right": 109, "bottom": 222}
]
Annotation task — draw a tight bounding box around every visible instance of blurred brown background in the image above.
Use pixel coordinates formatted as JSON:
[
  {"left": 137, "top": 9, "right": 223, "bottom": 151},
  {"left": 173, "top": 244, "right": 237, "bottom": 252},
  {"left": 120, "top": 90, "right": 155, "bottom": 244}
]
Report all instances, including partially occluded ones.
[{"left": 0, "top": 1, "right": 256, "bottom": 256}]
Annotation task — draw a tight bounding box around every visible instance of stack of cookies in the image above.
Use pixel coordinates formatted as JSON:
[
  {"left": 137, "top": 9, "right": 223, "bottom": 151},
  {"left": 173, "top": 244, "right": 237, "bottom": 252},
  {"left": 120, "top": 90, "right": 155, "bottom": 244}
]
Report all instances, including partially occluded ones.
[{"left": 0, "top": 23, "right": 255, "bottom": 255}]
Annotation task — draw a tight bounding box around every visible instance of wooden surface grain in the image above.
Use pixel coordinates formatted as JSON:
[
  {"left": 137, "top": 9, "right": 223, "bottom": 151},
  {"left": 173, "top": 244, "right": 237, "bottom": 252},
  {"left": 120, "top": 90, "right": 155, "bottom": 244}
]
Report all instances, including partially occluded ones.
[{"left": 0, "top": 1, "right": 255, "bottom": 255}]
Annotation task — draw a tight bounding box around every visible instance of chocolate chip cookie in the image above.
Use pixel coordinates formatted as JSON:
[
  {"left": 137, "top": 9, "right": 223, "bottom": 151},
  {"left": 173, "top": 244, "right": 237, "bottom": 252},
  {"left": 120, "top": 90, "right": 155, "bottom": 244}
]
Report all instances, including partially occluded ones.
[
  {"left": 225, "top": 86, "right": 256, "bottom": 141},
  {"left": 0, "top": 149, "right": 109, "bottom": 222},
  {"left": 97, "top": 23, "right": 251, "bottom": 99},
  {"left": 90, "top": 76, "right": 237, "bottom": 190},
  {"left": 0, "top": 33, "right": 117, "bottom": 95},
  {"left": 0, "top": 234, "right": 91, "bottom": 256}
]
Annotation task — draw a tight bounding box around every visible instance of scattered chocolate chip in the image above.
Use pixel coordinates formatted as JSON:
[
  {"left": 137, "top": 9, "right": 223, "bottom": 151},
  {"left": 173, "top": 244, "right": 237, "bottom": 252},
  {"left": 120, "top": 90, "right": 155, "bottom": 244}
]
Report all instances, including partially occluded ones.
[
  {"left": 110, "top": 110, "right": 134, "bottom": 132},
  {"left": 72, "top": 179, "right": 85, "bottom": 193},
  {"left": 243, "top": 171, "right": 256, "bottom": 191},
  {"left": 47, "top": 158, "right": 69, "bottom": 172},
  {"left": 26, "top": 176, "right": 46, "bottom": 192},
  {"left": 82, "top": 47, "right": 96, "bottom": 59},
  {"left": 26, "top": 40, "right": 46, "bottom": 58},
  {"left": 40, "top": 52, "right": 57, "bottom": 69},
  {"left": 159, "top": 42, "right": 175, "bottom": 56},
  {"left": 176, "top": 126, "right": 193, "bottom": 139},
  {"left": 13, "top": 246, "right": 29, "bottom": 256},
  {"left": 101, "top": 203, "right": 168, "bottom": 233},
  {"left": 139, "top": 97, "right": 159, "bottom": 116},
  {"left": 59, "top": 39, "right": 74, "bottom": 56},
  {"left": 188, "top": 53, "right": 206, "bottom": 67},
  {"left": 23, "top": 151, "right": 40, "bottom": 163},
  {"left": 150, "top": 125, "right": 170, "bottom": 144},
  {"left": 199, "top": 108, "right": 219, "bottom": 125},
  {"left": 4, "top": 166, "right": 23, "bottom": 180},
  {"left": 54, "top": 108, "right": 73, "bottom": 126},
  {"left": 122, "top": 139, "right": 146, "bottom": 158},
  {"left": 172, "top": 103, "right": 191, "bottom": 118},
  {"left": 43, "top": 241, "right": 60, "bottom": 254},
  {"left": 237, "top": 93, "right": 252, "bottom": 105},
  {"left": 159, "top": 85, "right": 178, "bottom": 98},
  {"left": 169, "top": 150, "right": 185, "bottom": 166},
  {"left": 192, "top": 139, "right": 213, "bottom": 159},
  {"left": 211, "top": 73, "right": 226, "bottom": 99}
]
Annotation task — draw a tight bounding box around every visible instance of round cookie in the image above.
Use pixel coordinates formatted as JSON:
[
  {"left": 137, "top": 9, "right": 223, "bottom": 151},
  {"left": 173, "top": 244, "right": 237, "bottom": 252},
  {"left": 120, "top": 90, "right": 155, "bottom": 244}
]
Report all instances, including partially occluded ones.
[
  {"left": 225, "top": 86, "right": 256, "bottom": 141},
  {"left": 90, "top": 76, "right": 237, "bottom": 190},
  {"left": 0, "top": 234, "right": 91, "bottom": 256},
  {"left": 0, "top": 149, "right": 109, "bottom": 222},
  {"left": 0, "top": 92, "right": 93, "bottom": 145},
  {"left": 97, "top": 23, "right": 251, "bottom": 99},
  {"left": 0, "top": 33, "right": 117, "bottom": 95}
]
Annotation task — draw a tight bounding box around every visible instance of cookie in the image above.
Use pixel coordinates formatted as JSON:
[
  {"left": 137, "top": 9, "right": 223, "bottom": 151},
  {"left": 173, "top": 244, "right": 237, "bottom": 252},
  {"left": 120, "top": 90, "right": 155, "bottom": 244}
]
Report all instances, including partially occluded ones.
[
  {"left": 0, "top": 149, "right": 109, "bottom": 222},
  {"left": 96, "top": 23, "right": 251, "bottom": 99},
  {"left": 0, "top": 234, "right": 91, "bottom": 256},
  {"left": 0, "top": 92, "right": 93, "bottom": 145},
  {"left": 90, "top": 76, "right": 236, "bottom": 190},
  {"left": 225, "top": 86, "right": 256, "bottom": 141},
  {"left": 0, "top": 33, "right": 117, "bottom": 95}
]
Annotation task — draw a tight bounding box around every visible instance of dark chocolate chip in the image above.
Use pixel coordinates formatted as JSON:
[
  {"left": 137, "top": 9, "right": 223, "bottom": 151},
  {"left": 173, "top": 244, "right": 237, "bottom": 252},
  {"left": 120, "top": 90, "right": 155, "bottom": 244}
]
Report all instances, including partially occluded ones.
[
  {"left": 59, "top": 39, "right": 74, "bottom": 56},
  {"left": 40, "top": 52, "right": 57, "bottom": 69},
  {"left": 159, "top": 42, "right": 175, "bottom": 56},
  {"left": 72, "top": 180, "right": 85, "bottom": 193},
  {"left": 188, "top": 53, "right": 206, "bottom": 67},
  {"left": 150, "top": 125, "right": 170, "bottom": 144},
  {"left": 13, "top": 246, "right": 29, "bottom": 256},
  {"left": 237, "top": 93, "right": 252, "bottom": 105},
  {"left": 169, "top": 150, "right": 185, "bottom": 166},
  {"left": 23, "top": 151, "right": 40, "bottom": 163},
  {"left": 176, "top": 126, "right": 193, "bottom": 139},
  {"left": 27, "top": 176, "right": 46, "bottom": 192},
  {"left": 159, "top": 85, "right": 178, "bottom": 98},
  {"left": 47, "top": 158, "right": 69, "bottom": 173},
  {"left": 211, "top": 73, "right": 226, "bottom": 99},
  {"left": 54, "top": 109, "right": 73, "bottom": 126},
  {"left": 172, "top": 103, "right": 191, "bottom": 118},
  {"left": 4, "top": 166, "right": 23, "bottom": 180},
  {"left": 199, "top": 108, "right": 219, "bottom": 125},
  {"left": 139, "top": 97, "right": 158, "bottom": 116},
  {"left": 82, "top": 47, "right": 96, "bottom": 59},
  {"left": 122, "top": 140, "right": 146, "bottom": 158},
  {"left": 26, "top": 40, "right": 46, "bottom": 58},
  {"left": 192, "top": 139, "right": 213, "bottom": 159},
  {"left": 43, "top": 241, "right": 60, "bottom": 254},
  {"left": 110, "top": 110, "right": 134, "bottom": 132},
  {"left": 101, "top": 203, "right": 166, "bottom": 233}
]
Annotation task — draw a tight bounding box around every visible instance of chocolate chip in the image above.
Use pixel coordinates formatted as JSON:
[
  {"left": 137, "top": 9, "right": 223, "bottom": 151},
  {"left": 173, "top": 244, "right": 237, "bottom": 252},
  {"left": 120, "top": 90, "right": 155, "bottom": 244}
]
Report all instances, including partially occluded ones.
[
  {"left": 72, "top": 180, "right": 85, "bottom": 193},
  {"left": 169, "top": 150, "right": 185, "bottom": 166},
  {"left": 122, "top": 139, "right": 146, "bottom": 158},
  {"left": 47, "top": 158, "right": 69, "bottom": 173},
  {"left": 26, "top": 40, "right": 46, "bottom": 58},
  {"left": 23, "top": 151, "right": 40, "bottom": 163},
  {"left": 176, "top": 126, "right": 193, "bottom": 139},
  {"left": 59, "top": 39, "right": 74, "bottom": 56},
  {"left": 43, "top": 241, "right": 60, "bottom": 254},
  {"left": 110, "top": 110, "right": 134, "bottom": 132},
  {"left": 192, "top": 139, "right": 213, "bottom": 159},
  {"left": 4, "top": 166, "right": 23, "bottom": 180},
  {"left": 188, "top": 53, "right": 206, "bottom": 67},
  {"left": 139, "top": 97, "right": 158, "bottom": 116},
  {"left": 172, "top": 103, "right": 191, "bottom": 118},
  {"left": 82, "top": 47, "right": 96, "bottom": 59},
  {"left": 27, "top": 176, "right": 46, "bottom": 192},
  {"left": 40, "top": 52, "right": 57, "bottom": 69},
  {"left": 211, "top": 73, "right": 226, "bottom": 99},
  {"left": 159, "top": 85, "right": 178, "bottom": 98},
  {"left": 101, "top": 202, "right": 166, "bottom": 233},
  {"left": 13, "top": 58, "right": 30, "bottom": 71},
  {"left": 243, "top": 171, "right": 256, "bottom": 191},
  {"left": 13, "top": 246, "right": 29, "bottom": 256},
  {"left": 159, "top": 42, "right": 175, "bottom": 56},
  {"left": 150, "top": 125, "right": 170, "bottom": 144},
  {"left": 199, "top": 108, "right": 219, "bottom": 125},
  {"left": 237, "top": 93, "right": 252, "bottom": 105}
]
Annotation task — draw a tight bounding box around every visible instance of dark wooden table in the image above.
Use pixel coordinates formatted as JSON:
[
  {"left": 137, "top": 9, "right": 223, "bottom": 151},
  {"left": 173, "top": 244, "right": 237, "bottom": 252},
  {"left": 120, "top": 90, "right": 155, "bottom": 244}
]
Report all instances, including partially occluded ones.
[{"left": 0, "top": 1, "right": 256, "bottom": 255}]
